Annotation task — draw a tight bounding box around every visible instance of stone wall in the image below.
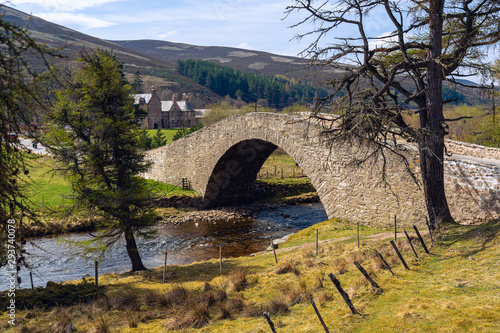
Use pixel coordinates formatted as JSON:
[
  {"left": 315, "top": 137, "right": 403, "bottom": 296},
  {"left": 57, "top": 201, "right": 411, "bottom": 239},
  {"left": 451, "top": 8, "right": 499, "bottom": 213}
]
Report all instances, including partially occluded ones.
[
  {"left": 445, "top": 139, "right": 500, "bottom": 160},
  {"left": 143, "top": 113, "right": 500, "bottom": 228}
]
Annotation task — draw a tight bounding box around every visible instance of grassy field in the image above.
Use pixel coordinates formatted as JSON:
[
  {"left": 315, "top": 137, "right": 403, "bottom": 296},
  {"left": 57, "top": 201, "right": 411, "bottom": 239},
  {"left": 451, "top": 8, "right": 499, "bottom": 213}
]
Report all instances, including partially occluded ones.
[
  {"left": 145, "top": 128, "right": 180, "bottom": 144},
  {"left": 24, "top": 155, "right": 195, "bottom": 211},
  {"left": 2, "top": 218, "right": 499, "bottom": 332}
]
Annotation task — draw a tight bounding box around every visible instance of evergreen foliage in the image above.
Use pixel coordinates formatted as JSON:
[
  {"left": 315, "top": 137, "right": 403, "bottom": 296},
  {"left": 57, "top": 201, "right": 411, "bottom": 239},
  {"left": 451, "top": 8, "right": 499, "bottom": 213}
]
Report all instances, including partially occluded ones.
[
  {"left": 172, "top": 123, "right": 204, "bottom": 141},
  {"left": 0, "top": 13, "right": 57, "bottom": 269},
  {"left": 176, "top": 59, "right": 327, "bottom": 109},
  {"left": 45, "top": 49, "right": 158, "bottom": 271}
]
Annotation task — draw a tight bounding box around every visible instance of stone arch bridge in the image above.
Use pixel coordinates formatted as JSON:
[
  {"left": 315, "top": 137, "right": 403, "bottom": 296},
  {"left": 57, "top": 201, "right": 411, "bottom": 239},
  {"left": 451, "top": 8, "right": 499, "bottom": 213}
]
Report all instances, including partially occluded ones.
[{"left": 143, "top": 113, "right": 500, "bottom": 227}]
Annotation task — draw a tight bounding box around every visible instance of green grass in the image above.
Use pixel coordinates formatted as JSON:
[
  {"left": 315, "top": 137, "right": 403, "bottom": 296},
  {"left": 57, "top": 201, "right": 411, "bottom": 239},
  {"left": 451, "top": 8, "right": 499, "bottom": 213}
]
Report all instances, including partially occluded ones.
[
  {"left": 3, "top": 219, "right": 500, "bottom": 332},
  {"left": 145, "top": 128, "right": 180, "bottom": 144},
  {"left": 24, "top": 156, "right": 72, "bottom": 209},
  {"left": 25, "top": 155, "right": 197, "bottom": 209}
]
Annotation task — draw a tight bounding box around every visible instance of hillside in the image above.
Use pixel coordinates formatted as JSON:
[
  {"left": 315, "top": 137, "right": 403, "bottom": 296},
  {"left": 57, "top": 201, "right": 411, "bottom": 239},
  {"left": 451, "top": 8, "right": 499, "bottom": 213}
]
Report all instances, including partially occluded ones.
[
  {"left": 0, "top": 4, "right": 490, "bottom": 108},
  {"left": 110, "top": 39, "right": 323, "bottom": 80},
  {"left": 0, "top": 5, "right": 220, "bottom": 106},
  {"left": 1, "top": 217, "right": 499, "bottom": 332}
]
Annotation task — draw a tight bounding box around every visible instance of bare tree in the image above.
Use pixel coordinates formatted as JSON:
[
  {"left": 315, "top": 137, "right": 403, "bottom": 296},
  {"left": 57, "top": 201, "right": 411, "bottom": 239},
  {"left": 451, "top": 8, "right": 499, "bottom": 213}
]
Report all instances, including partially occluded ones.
[{"left": 287, "top": 0, "right": 500, "bottom": 229}]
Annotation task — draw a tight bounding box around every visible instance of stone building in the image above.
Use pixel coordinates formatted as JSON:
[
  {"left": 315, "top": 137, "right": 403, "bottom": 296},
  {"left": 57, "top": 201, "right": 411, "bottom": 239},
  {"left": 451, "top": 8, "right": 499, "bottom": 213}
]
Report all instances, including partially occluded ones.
[{"left": 134, "top": 87, "right": 204, "bottom": 129}]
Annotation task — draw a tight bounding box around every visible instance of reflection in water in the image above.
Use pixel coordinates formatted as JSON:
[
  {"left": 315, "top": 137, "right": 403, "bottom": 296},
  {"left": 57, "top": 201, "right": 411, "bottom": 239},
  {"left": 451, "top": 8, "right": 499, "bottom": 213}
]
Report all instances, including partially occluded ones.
[{"left": 1, "top": 203, "right": 327, "bottom": 290}]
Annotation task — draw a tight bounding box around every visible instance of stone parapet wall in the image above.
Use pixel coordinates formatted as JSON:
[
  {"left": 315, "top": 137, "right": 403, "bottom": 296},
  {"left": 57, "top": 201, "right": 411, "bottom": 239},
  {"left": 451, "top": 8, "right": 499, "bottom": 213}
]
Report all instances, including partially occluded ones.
[
  {"left": 445, "top": 139, "right": 500, "bottom": 160},
  {"left": 144, "top": 113, "right": 500, "bottom": 228}
]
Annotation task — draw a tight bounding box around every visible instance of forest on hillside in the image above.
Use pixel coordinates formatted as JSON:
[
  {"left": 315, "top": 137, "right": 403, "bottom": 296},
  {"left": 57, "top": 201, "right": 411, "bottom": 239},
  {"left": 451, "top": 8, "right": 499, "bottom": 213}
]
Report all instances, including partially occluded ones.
[{"left": 175, "top": 59, "right": 328, "bottom": 109}]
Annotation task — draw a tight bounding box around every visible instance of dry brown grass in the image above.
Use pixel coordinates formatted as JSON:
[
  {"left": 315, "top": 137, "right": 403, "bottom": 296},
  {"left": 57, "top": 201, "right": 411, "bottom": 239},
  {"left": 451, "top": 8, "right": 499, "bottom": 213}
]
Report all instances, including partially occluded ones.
[
  {"left": 263, "top": 298, "right": 289, "bottom": 315},
  {"left": 273, "top": 261, "right": 300, "bottom": 275},
  {"left": 109, "top": 290, "right": 140, "bottom": 311},
  {"left": 90, "top": 316, "right": 111, "bottom": 333},
  {"left": 48, "top": 307, "right": 74, "bottom": 333},
  {"left": 227, "top": 268, "right": 248, "bottom": 292}
]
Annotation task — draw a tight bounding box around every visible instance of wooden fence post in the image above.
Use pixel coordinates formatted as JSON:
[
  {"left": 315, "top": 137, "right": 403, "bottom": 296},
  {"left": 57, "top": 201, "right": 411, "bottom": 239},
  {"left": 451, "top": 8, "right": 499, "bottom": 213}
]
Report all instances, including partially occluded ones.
[
  {"left": 425, "top": 217, "right": 434, "bottom": 244},
  {"left": 311, "top": 297, "right": 330, "bottom": 333},
  {"left": 404, "top": 230, "right": 418, "bottom": 258},
  {"left": 271, "top": 239, "right": 278, "bottom": 264},
  {"left": 390, "top": 240, "right": 409, "bottom": 270},
  {"left": 219, "top": 245, "right": 223, "bottom": 275},
  {"left": 30, "top": 271, "right": 34, "bottom": 290},
  {"left": 95, "top": 261, "right": 99, "bottom": 287},
  {"left": 328, "top": 273, "right": 359, "bottom": 315},
  {"left": 163, "top": 250, "right": 168, "bottom": 283},
  {"left": 353, "top": 261, "right": 380, "bottom": 289},
  {"left": 263, "top": 312, "right": 277, "bottom": 333},
  {"left": 375, "top": 250, "right": 395, "bottom": 276},
  {"left": 357, "top": 222, "right": 360, "bottom": 248},
  {"left": 394, "top": 215, "right": 397, "bottom": 241},
  {"left": 316, "top": 229, "right": 319, "bottom": 256},
  {"left": 413, "top": 225, "right": 430, "bottom": 254}
]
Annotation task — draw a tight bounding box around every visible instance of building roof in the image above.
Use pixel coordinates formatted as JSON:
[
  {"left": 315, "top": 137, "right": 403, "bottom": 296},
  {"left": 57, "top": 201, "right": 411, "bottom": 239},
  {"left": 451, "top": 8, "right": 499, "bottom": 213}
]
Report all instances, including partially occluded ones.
[
  {"left": 161, "top": 100, "right": 195, "bottom": 112},
  {"left": 134, "top": 93, "right": 152, "bottom": 104}
]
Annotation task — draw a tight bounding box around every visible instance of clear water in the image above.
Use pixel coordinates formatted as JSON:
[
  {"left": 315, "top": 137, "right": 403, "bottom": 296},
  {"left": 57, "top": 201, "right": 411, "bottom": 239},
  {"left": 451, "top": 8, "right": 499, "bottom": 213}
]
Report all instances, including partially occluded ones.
[{"left": 1, "top": 202, "right": 327, "bottom": 290}]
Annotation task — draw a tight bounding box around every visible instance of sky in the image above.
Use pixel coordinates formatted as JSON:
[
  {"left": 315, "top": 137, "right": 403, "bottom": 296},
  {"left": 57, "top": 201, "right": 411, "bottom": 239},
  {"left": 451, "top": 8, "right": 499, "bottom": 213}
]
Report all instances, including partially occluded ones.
[
  {"left": 3, "top": 0, "right": 323, "bottom": 57},
  {"left": 2, "top": 0, "right": 496, "bottom": 79}
]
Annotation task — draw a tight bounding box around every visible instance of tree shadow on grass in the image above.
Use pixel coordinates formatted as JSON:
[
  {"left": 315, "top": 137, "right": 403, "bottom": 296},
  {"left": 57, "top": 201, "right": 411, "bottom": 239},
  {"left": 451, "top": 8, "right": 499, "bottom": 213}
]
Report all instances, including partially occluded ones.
[{"left": 438, "top": 218, "right": 500, "bottom": 258}]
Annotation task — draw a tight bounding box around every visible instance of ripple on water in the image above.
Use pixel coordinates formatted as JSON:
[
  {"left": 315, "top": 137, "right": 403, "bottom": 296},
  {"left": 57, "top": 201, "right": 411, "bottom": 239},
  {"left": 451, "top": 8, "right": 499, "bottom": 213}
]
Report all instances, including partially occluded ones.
[{"left": 0, "top": 202, "right": 327, "bottom": 290}]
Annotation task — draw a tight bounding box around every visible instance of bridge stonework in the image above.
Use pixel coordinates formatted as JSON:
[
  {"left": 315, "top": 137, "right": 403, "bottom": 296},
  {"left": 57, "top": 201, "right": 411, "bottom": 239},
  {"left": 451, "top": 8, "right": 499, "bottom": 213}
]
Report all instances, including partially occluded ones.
[{"left": 143, "top": 113, "right": 500, "bottom": 228}]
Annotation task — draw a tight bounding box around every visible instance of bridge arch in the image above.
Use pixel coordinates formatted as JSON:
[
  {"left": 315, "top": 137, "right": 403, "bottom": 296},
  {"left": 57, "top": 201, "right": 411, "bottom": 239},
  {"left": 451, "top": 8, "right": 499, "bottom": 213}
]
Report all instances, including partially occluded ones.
[{"left": 143, "top": 112, "right": 500, "bottom": 227}]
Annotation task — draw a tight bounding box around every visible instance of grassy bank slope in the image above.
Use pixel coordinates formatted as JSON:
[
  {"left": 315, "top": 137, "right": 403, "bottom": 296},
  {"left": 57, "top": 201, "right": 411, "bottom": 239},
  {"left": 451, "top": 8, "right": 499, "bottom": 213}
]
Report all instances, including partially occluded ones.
[{"left": 2, "top": 219, "right": 499, "bottom": 332}]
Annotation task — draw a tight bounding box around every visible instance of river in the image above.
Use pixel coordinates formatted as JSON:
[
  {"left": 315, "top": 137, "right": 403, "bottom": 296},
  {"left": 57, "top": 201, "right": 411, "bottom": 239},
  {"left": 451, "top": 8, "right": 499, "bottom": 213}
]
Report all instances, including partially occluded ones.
[{"left": 1, "top": 202, "right": 327, "bottom": 291}]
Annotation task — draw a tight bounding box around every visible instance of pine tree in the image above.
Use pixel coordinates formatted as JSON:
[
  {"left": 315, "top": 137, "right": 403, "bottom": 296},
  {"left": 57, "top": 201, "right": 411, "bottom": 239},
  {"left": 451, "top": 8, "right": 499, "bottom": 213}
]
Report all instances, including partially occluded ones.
[{"left": 45, "top": 49, "right": 158, "bottom": 271}]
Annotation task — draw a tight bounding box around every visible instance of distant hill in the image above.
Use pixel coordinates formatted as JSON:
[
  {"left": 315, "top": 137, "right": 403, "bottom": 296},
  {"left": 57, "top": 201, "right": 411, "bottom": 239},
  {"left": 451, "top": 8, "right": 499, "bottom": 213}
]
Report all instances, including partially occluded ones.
[
  {"left": 109, "top": 40, "right": 316, "bottom": 79},
  {"left": 0, "top": 4, "right": 490, "bottom": 107},
  {"left": 0, "top": 5, "right": 220, "bottom": 106}
]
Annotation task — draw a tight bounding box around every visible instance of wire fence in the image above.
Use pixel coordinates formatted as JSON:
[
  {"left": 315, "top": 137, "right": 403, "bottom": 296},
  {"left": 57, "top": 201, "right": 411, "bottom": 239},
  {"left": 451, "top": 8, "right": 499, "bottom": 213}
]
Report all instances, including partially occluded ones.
[{"left": 246, "top": 224, "right": 431, "bottom": 333}]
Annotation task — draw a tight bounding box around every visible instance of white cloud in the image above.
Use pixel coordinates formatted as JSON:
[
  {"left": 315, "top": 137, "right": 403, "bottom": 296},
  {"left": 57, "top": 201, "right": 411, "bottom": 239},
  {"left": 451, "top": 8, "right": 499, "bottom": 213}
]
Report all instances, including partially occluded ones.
[
  {"left": 36, "top": 12, "right": 116, "bottom": 29},
  {"left": 154, "top": 30, "right": 178, "bottom": 39},
  {"left": 8, "top": 0, "right": 124, "bottom": 12},
  {"left": 237, "top": 43, "right": 253, "bottom": 50}
]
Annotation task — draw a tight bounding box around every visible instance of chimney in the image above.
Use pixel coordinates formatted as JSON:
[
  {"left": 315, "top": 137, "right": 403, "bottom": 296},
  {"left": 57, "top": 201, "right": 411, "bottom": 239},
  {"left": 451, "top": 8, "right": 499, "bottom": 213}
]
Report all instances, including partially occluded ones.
[
  {"left": 172, "top": 94, "right": 177, "bottom": 103},
  {"left": 151, "top": 86, "right": 157, "bottom": 97}
]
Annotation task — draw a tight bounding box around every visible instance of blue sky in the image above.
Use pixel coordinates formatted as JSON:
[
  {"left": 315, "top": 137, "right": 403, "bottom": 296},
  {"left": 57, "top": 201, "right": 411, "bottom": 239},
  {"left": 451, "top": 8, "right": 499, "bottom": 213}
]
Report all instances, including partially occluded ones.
[
  {"left": 5, "top": 0, "right": 323, "bottom": 57},
  {"left": 4, "top": 0, "right": 496, "bottom": 79}
]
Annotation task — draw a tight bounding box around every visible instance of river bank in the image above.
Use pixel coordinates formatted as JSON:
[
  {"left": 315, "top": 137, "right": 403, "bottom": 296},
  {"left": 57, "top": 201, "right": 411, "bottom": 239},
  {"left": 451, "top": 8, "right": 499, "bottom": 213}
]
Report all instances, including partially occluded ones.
[
  {"left": 3, "top": 217, "right": 498, "bottom": 333},
  {"left": 22, "top": 190, "right": 319, "bottom": 237}
]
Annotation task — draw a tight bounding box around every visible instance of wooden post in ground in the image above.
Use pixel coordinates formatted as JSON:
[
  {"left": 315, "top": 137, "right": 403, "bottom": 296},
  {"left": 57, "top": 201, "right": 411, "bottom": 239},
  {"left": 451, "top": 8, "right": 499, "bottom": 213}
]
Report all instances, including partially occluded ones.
[
  {"left": 274, "top": 165, "right": 277, "bottom": 175},
  {"left": 413, "top": 225, "right": 430, "bottom": 254},
  {"left": 357, "top": 222, "right": 360, "bottom": 248},
  {"left": 30, "top": 272, "right": 34, "bottom": 290},
  {"left": 163, "top": 250, "right": 168, "bottom": 283},
  {"left": 404, "top": 230, "right": 418, "bottom": 258},
  {"left": 425, "top": 217, "right": 434, "bottom": 245},
  {"left": 394, "top": 215, "right": 397, "bottom": 241},
  {"left": 390, "top": 240, "right": 409, "bottom": 270},
  {"left": 219, "top": 245, "right": 223, "bottom": 275},
  {"left": 328, "top": 273, "right": 359, "bottom": 315},
  {"left": 271, "top": 239, "right": 278, "bottom": 264},
  {"left": 353, "top": 261, "right": 380, "bottom": 289},
  {"left": 311, "top": 297, "right": 330, "bottom": 333},
  {"left": 375, "top": 250, "right": 395, "bottom": 276},
  {"left": 281, "top": 168, "right": 283, "bottom": 179},
  {"left": 95, "top": 261, "right": 99, "bottom": 287},
  {"left": 263, "top": 312, "right": 277, "bottom": 333},
  {"left": 316, "top": 229, "right": 319, "bottom": 256}
]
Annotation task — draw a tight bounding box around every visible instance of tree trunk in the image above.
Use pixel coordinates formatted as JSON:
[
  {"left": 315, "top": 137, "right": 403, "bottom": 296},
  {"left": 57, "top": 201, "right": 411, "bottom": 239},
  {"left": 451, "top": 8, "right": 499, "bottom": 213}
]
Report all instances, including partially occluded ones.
[
  {"left": 419, "top": 0, "right": 454, "bottom": 229},
  {"left": 124, "top": 228, "right": 147, "bottom": 271}
]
